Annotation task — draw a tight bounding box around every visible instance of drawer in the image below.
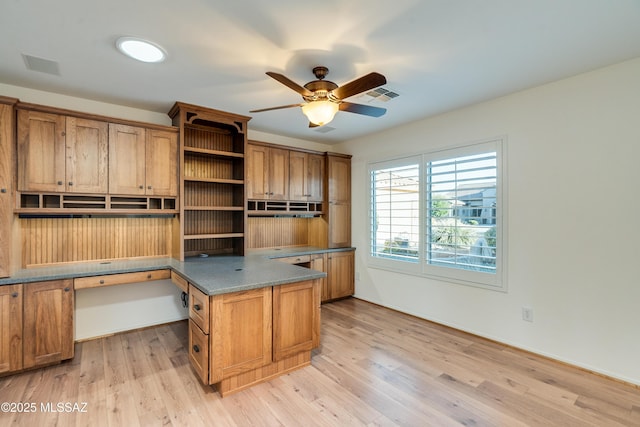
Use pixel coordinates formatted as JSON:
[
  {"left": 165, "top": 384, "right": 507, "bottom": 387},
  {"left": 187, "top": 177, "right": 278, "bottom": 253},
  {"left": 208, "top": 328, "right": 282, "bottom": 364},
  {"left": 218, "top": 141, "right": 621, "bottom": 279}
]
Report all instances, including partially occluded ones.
[
  {"left": 274, "top": 255, "right": 311, "bottom": 265},
  {"left": 170, "top": 271, "right": 188, "bottom": 293},
  {"left": 188, "top": 320, "right": 209, "bottom": 385},
  {"left": 74, "top": 269, "right": 171, "bottom": 290},
  {"left": 189, "top": 284, "right": 209, "bottom": 334}
]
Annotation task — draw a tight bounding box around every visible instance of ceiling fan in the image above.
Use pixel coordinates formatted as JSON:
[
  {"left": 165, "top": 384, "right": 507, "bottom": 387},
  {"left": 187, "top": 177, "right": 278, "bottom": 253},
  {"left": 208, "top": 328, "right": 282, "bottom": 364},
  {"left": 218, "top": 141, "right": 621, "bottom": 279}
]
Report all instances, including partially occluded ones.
[{"left": 250, "top": 66, "right": 387, "bottom": 127}]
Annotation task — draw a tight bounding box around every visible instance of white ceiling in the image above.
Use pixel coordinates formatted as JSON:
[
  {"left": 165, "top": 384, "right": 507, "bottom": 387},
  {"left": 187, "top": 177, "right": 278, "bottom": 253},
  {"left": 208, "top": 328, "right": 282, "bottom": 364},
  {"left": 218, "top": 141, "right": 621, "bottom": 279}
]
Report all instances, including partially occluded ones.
[{"left": 2, "top": 0, "right": 640, "bottom": 144}]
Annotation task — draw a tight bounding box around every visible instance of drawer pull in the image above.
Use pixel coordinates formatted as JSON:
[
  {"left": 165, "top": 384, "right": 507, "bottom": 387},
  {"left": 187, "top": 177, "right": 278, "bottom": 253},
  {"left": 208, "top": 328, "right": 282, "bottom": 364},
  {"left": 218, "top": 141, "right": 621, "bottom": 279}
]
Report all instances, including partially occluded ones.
[
  {"left": 193, "top": 304, "right": 201, "bottom": 311},
  {"left": 147, "top": 274, "right": 152, "bottom": 279},
  {"left": 99, "top": 279, "right": 105, "bottom": 284},
  {"left": 193, "top": 345, "right": 200, "bottom": 353}
]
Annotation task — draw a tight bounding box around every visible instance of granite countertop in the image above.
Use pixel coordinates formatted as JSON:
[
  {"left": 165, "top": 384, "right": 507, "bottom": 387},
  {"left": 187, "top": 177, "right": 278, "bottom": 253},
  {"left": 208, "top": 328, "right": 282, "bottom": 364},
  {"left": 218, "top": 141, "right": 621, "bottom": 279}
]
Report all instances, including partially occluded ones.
[{"left": 0, "top": 246, "right": 354, "bottom": 295}]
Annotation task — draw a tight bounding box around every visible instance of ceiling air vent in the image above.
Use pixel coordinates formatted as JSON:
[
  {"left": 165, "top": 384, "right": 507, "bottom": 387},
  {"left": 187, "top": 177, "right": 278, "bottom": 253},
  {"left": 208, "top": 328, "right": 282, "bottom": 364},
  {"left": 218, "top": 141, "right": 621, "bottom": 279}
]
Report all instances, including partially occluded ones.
[
  {"left": 22, "top": 54, "right": 60, "bottom": 75},
  {"left": 365, "top": 87, "right": 399, "bottom": 102},
  {"left": 314, "top": 125, "right": 336, "bottom": 133}
]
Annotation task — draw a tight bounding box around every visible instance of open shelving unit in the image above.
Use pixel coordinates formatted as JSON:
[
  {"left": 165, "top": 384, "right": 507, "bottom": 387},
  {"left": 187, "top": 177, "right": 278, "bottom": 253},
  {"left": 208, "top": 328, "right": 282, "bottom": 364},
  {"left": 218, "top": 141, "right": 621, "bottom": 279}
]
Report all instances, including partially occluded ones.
[{"left": 169, "top": 102, "right": 250, "bottom": 259}]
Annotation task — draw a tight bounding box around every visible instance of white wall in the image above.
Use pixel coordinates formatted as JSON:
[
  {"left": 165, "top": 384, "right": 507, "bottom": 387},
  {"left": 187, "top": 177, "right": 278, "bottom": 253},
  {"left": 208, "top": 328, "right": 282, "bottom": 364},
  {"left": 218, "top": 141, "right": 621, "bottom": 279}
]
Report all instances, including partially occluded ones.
[
  {"left": 75, "top": 280, "right": 188, "bottom": 341},
  {"left": 338, "top": 57, "right": 640, "bottom": 385}
]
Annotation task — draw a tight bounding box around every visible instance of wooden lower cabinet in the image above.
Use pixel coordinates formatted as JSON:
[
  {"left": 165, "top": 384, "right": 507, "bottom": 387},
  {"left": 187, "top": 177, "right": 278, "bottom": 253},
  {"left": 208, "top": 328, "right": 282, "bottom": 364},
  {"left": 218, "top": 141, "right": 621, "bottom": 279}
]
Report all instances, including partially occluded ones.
[
  {"left": 0, "top": 285, "right": 23, "bottom": 374},
  {"left": 187, "top": 281, "right": 321, "bottom": 396},
  {"left": 326, "top": 250, "right": 355, "bottom": 301},
  {"left": 0, "top": 279, "right": 74, "bottom": 375},
  {"left": 23, "top": 280, "right": 74, "bottom": 369}
]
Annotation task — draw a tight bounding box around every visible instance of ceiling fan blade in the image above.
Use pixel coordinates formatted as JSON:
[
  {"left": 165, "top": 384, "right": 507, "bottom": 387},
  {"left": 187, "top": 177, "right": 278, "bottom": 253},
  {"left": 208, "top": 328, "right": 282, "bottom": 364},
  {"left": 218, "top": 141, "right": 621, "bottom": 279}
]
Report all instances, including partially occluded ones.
[
  {"left": 339, "top": 102, "right": 386, "bottom": 117},
  {"left": 332, "top": 72, "right": 387, "bottom": 100},
  {"left": 266, "top": 72, "right": 314, "bottom": 97},
  {"left": 249, "top": 103, "right": 304, "bottom": 113}
]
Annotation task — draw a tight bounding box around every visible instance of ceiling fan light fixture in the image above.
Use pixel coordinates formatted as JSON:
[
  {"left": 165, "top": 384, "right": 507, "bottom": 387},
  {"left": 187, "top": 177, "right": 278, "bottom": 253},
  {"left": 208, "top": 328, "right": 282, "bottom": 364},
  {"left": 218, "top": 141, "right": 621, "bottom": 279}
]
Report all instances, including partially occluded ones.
[
  {"left": 116, "top": 37, "right": 166, "bottom": 63},
  {"left": 301, "top": 100, "right": 339, "bottom": 126}
]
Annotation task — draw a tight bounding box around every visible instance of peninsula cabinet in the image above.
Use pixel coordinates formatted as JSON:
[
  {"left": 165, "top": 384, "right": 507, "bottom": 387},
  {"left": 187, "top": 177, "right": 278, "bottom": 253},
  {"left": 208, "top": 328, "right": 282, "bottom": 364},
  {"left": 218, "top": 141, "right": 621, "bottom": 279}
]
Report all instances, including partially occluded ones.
[
  {"left": 246, "top": 143, "right": 289, "bottom": 200},
  {"left": 0, "top": 279, "right": 74, "bottom": 376},
  {"left": 187, "top": 280, "right": 321, "bottom": 396},
  {"left": 0, "top": 97, "right": 16, "bottom": 278},
  {"left": 17, "top": 110, "right": 108, "bottom": 193},
  {"left": 289, "top": 151, "right": 324, "bottom": 202}
]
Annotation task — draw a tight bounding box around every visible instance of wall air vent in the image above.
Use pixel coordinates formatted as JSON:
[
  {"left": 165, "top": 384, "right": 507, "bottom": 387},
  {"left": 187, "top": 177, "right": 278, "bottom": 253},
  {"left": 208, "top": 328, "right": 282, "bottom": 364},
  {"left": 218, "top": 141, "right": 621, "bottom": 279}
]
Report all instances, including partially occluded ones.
[{"left": 22, "top": 54, "right": 60, "bottom": 75}]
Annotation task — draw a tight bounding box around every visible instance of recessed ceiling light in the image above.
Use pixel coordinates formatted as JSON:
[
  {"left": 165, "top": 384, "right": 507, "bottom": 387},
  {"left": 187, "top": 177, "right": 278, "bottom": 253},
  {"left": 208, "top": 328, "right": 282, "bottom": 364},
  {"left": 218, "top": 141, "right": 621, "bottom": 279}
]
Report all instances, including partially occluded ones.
[{"left": 116, "top": 37, "right": 166, "bottom": 63}]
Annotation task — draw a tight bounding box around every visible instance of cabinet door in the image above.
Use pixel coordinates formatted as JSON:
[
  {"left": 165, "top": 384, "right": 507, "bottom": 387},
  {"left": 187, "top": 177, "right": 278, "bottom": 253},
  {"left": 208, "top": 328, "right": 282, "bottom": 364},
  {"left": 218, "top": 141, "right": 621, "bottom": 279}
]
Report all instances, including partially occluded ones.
[
  {"left": 66, "top": 117, "right": 108, "bottom": 193},
  {"left": 0, "top": 101, "right": 15, "bottom": 278},
  {"left": 0, "top": 284, "right": 22, "bottom": 374},
  {"left": 209, "top": 287, "right": 272, "bottom": 383},
  {"left": 17, "top": 110, "right": 66, "bottom": 192},
  {"left": 288, "top": 150, "right": 307, "bottom": 201},
  {"left": 327, "top": 154, "right": 351, "bottom": 248},
  {"left": 328, "top": 250, "right": 355, "bottom": 300},
  {"left": 268, "top": 147, "right": 289, "bottom": 200},
  {"left": 327, "top": 155, "right": 351, "bottom": 203},
  {"left": 273, "top": 280, "right": 320, "bottom": 361},
  {"left": 109, "top": 123, "right": 146, "bottom": 195},
  {"left": 146, "top": 129, "right": 177, "bottom": 196},
  {"left": 328, "top": 202, "right": 351, "bottom": 249},
  {"left": 307, "top": 154, "right": 325, "bottom": 202},
  {"left": 23, "top": 279, "right": 74, "bottom": 369},
  {"left": 246, "top": 144, "right": 269, "bottom": 199},
  {"left": 310, "top": 254, "right": 329, "bottom": 302}
]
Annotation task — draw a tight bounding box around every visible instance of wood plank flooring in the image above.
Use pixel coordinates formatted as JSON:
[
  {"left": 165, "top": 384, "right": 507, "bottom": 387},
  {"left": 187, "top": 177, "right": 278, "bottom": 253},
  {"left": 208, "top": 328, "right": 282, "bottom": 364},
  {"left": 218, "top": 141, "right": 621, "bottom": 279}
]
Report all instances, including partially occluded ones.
[{"left": 1, "top": 297, "right": 639, "bottom": 426}]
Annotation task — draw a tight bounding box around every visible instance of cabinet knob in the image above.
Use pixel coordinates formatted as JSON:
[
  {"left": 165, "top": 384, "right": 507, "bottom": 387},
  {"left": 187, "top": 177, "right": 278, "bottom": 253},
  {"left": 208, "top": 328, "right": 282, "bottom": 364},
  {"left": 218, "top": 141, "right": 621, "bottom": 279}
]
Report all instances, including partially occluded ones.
[
  {"left": 139, "top": 185, "right": 144, "bottom": 189},
  {"left": 193, "top": 345, "right": 200, "bottom": 353},
  {"left": 193, "top": 304, "right": 201, "bottom": 311},
  {"left": 64, "top": 287, "right": 70, "bottom": 292},
  {"left": 0, "top": 188, "right": 6, "bottom": 193},
  {"left": 11, "top": 292, "right": 18, "bottom": 298},
  {"left": 57, "top": 181, "right": 63, "bottom": 186},
  {"left": 148, "top": 185, "right": 152, "bottom": 190},
  {"left": 147, "top": 274, "right": 152, "bottom": 279},
  {"left": 68, "top": 182, "right": 73, "bottom": 186},
  {"left": 99, "top": 279, "right": 105, "bottom": 284},
  {"left": 264, "top": 192, "right": 269, "bottom": 195}
]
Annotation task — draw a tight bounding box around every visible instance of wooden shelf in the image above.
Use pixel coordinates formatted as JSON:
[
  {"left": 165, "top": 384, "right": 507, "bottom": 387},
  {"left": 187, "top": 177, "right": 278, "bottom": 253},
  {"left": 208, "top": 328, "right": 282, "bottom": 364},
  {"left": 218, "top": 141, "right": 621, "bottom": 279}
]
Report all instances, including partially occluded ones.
[
  {"left": 183, "top": 177, "right": 244, "bottom": 185},
  {"left": 247, "top": 200, "right": 323, "bottom": 216},
  {"left": 184, "top": 233, "right": 244, "bottom": 240},
  {"left": 184, "top": 206, "right": 244, "bottom": 211},
  {"left": 184, "top": 147, "right": 244, "bottom": 159},
  {"left": 16, "top": 192, "right": 177, "bottom": 214}
]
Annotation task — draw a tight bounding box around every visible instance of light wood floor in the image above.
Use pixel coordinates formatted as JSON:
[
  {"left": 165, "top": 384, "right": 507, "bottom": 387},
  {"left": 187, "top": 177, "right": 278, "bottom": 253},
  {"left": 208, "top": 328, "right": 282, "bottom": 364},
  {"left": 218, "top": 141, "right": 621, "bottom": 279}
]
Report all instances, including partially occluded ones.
[{"left": 1, "top": 297, "right": 639, "bottom": 426}]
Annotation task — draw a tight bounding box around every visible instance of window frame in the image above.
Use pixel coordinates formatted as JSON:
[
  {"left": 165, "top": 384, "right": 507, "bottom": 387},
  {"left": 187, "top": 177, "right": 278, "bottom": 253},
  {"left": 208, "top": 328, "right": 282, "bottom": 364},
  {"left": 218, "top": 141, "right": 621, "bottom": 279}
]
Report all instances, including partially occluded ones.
[{"left": 367, "top": 138, "right": 507, "bottom": 292}]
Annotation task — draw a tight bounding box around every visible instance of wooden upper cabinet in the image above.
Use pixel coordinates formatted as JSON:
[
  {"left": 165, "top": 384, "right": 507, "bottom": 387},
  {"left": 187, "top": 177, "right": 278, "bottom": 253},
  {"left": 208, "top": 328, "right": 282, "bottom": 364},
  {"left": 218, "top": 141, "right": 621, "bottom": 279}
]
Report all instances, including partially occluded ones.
[
  {"left": 65, "top": 117, "right": 108, "bottom": 193},
  {"left": 22, "top": 279, "right": 74, "bottom": 369},
  {"left": 17, "top": 110, "right": 66, "bottom": 192},
  {"left": 146, "top": 129, "right": 177, "bottom": 196},
  {"left": 18, "top": 111, "right": 108, "bottom": 193},
  {"left": 246, "top": 143, "right": 289, "bottom": 200},
  {"left": 289, "top": 151, "right": 324, "bottom": 202},
  {"left": 326, "top": 154, "right": 352, "bottom": 248},
  {"left": 0, "top": 98, "right": 16, "bottom": 278},
  {"left": 109, "top": 123, "right": 146, "bottom": 195}
]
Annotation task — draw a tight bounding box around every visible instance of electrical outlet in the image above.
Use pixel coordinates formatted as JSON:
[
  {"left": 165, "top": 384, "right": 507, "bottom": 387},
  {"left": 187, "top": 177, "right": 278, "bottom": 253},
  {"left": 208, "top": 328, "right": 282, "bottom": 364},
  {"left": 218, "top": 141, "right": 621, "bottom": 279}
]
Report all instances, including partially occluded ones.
[{"left": 522, "top": 307, "right": 533, "bottom": 322}]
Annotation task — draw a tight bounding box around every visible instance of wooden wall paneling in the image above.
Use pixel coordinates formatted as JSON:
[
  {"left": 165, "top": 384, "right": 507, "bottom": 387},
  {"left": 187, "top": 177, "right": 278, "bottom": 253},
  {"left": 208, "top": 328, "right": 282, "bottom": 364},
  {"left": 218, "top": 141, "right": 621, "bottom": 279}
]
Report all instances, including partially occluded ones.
[
  {"left": 21, "top": 217, "right": 172, "bottom": 267},
  {"left": 246, "top": 217, "right": 310, "bottom": 249}
]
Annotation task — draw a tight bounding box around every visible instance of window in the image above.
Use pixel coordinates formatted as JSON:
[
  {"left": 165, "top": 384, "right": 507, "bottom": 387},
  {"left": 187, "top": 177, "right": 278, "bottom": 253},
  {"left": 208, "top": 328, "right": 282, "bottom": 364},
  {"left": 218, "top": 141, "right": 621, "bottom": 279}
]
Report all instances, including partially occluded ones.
[{"left": 369, "top": 139, "right": 505, "bottom": 290}]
